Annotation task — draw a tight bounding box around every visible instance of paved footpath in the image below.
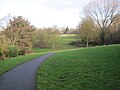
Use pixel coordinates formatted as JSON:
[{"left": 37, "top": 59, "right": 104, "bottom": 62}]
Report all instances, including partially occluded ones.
[{"left": 0, "top": 53, "right": 54, "bottom": 90}]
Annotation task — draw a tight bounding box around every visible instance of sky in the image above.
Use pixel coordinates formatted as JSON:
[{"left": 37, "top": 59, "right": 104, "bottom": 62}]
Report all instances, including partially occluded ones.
[{"left": 0, "top": 0, "right": 90, "bottom": 28}]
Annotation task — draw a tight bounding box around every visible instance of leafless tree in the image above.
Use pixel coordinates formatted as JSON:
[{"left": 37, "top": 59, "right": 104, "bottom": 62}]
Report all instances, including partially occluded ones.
[
  {"left": 34, "top": 27, "right": 61, "bottom": 49},
  {"left": 84, "top": 0, "right": 120, "bottom": 44}
]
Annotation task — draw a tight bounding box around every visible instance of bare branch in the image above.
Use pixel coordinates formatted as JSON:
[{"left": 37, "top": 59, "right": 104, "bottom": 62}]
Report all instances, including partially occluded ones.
[{"left": 83, "top": 0, "right": 120, "bottom": 44}]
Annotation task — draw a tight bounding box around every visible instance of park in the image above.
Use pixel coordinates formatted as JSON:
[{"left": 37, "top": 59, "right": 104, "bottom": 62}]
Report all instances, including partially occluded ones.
[{"left": 0, "top": 0, "right": 120, "bottom": 90}]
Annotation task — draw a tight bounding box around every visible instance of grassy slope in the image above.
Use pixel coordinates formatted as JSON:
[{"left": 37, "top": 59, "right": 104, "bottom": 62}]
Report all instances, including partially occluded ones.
[
  {"left": 56, "top": 34, "right": 77, "bottom": 50},
  {"left": 37, "top": 44, "right": 120, "bottom": 90},
  {"left": 33, "top": 34, "right": 77, "bottom": 53},
  {"left": 0, "top": 53, "right": 44, "bottom": 75}
]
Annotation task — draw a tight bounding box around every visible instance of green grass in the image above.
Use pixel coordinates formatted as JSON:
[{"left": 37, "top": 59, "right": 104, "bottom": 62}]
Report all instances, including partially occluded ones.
[
  {"left": 0, "top": 53, "right": 44, "bottom": 75},
  {"left": 56, "top": 34, "right": 77, "bottom": 50},
  {"left": 37, "top": 44, "right": 120, "bottom": 90},
  {"left": 33, "top": 34, "right": 77, "bottom": 53},
  {"left": 32, "top": 48, "right": 52, "bottom": 53}
]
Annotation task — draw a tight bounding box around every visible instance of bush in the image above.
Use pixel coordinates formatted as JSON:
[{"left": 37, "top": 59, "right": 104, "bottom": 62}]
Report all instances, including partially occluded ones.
[
  {"left": 3, "top": 50, "right": 9, "bottom": 58},
  {"left": 24, "top": 47, "right": 33, "bottom": 54},
  {"left": 0, "top": 48, "right": 3, "bottom": 60},
  {"left": 0, "top": 48, "right": 3, "bottom": 56},
  {"left": 8, "top": 45, "right": 18, "bottom": 57},
  {"left": 18, "top": 49, "right": 26, "bottom": 55},
  {"left": 69, "top": 41, "right": 86, "bottom": 47}
]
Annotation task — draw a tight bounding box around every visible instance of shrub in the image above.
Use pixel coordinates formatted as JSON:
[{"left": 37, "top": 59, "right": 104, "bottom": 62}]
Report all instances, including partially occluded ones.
[
  {"left": 0, "top": 48, "right": 3, "bottom": 56},
  {"left": 0, "top": 48, "right": 3, "bottom": 60},
  {"left": 3, "top": 50, "right": 9, "bottom": 58},
  {"left": 8, "top": 45, "right": 18, "bottom": 57},
  {"left": 18, "top": 49, "right": 26, "bottom": 55},
  {"left": 24, "top": 47, "right": 33, "bottom": 54}
]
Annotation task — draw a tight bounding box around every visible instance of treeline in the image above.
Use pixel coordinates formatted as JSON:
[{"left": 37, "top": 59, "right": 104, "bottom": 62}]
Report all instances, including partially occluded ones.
[
  {"left": 0, "top": 16, "right": 61, "bottom": 60},
  {"left": 75, "top": 0, "right": 120, "bottom": 47},
  {"left": 33, "top": 27, "right": 61, "bottom": 48}
]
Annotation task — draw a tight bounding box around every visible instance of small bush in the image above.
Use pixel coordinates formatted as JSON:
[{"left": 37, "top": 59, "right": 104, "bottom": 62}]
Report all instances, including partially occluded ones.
[
  {"left": 0, "top": 48, "right": 3, "bottom": 57},
  {"left": 3, "top": 50, "right": 9, "bottom": 58},
  {"left": 0, "top": 48, "right": 3, "bottom": 60},
  {"left": 8, "top": 45, "right": 18, "bottom": 57},
  {"left": 24, "top": 47, "right": 33, "bottom": 54},
  {"left": 69, "top": 41, "right": 86, "bottom": 47},
  {"left": 18, "top": 49, "right": 26, "bottom": 55}
]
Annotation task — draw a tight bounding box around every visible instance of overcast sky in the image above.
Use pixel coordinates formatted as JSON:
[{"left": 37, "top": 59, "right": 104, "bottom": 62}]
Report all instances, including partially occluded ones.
[{"left": 0, "top": 0, "right": 90, "bottom": 28}]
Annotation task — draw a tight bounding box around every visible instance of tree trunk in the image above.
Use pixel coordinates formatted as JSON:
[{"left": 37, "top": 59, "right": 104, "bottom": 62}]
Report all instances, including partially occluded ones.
[
  {"left": 86, "top": 39, "right": 89, "bottom": 47},
  {"left": 102, "top": 37, "right": 105, "bottom": 45},
  {"left": 52, "top": 43, "right": 55, "bottom": 49},
  {"left": 100, "top": 29, "right": 106, "bottom": 45}
]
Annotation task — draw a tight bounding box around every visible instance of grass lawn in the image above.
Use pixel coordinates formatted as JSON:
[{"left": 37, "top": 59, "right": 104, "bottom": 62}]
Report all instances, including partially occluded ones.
[
  {"left": 0, "top": 53, "right": 45, "bottom": 75},
  {"left": 56, "top": 34, "right": 77, "bottom": 50},
  {"left": 37, "top": 44, "right": 120, "bottom": 90}
]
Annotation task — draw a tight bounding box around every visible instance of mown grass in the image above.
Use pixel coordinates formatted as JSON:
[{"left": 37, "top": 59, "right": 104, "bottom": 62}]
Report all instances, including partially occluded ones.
[
  {"left": 0, "top": 53, "right": 45, "bottom": 75},
  {"left": 56, "top": 34, "right": 77, "bottom": 50},
  {"left": 37, "top": 44, "right": 120, "bottom": 90}
]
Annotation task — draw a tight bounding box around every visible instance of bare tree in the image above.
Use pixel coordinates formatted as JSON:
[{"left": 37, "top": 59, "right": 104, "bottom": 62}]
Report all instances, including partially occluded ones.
[
  {"left": 48, "top": 27, "right": 61, "bottom": 49},
  {"left": 34, "top": 27, "right": 61, "bottom": 49},
  {"left": 84, "top": 0, "right": 120, "bottom": 44}
]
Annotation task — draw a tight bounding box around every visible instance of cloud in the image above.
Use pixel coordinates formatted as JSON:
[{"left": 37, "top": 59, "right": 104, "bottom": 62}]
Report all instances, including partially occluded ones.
[
  {"left": 38, "top": 0, "right": 90, "bottom": 11},
  {"left": 0, "top": 0, "right": 90, "bottom": 28}
]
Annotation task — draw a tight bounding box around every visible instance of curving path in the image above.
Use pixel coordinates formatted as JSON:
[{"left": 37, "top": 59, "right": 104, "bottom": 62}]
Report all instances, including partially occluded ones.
[{"left": 0, "top": 53, "right": 54, "bottom": 90}]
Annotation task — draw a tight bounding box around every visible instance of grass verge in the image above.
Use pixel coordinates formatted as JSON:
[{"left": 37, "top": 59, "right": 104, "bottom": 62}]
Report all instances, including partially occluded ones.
[
  {"left": 37, "top": 44, "right": 120, "bottom": 90},
  {"left": 0, "top": 53, "right": 45, "bottom": 75}
]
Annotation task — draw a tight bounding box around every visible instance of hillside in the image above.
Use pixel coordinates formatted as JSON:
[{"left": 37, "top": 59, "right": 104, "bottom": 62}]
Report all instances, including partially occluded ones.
[{"left": 37, "top": 44, "right": 120, "bottom": 90}]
